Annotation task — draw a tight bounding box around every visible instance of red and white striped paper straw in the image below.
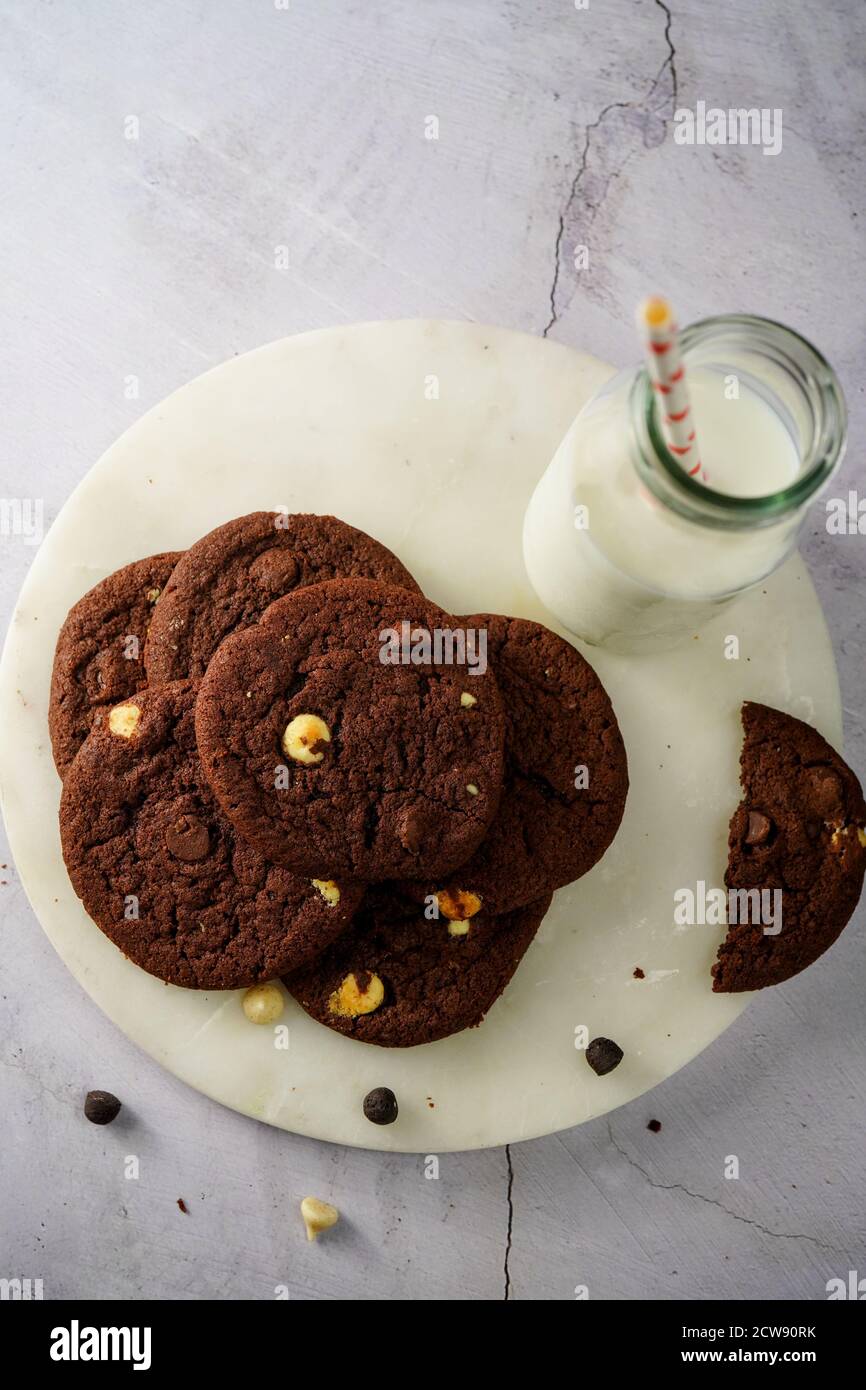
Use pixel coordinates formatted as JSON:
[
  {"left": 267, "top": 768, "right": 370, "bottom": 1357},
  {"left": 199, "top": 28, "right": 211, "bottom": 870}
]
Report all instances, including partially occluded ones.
[{"left": 638, "top": 297, "right": 704, "bottom": 480}]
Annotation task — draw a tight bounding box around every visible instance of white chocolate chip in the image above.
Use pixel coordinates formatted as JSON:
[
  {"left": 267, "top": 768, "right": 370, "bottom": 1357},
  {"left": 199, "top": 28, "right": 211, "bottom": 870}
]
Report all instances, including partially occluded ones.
[
  {"left": 311, "top": 878, "right": 341, "bottom": 907},
  {"left": 465, "top": 783, "right": 479, "bottom": 796},
  {"left": 447, "top": 919, "right": 471, "bottom": 936},
  {"left": 436, "top": 888, "right": 482, "bottom": 921},
  {"left": 242, "top": 982, "right": 284, "bottom": 1025},
  {"left": 108, "top": 703, "right": 141, "bottom": 739},
  {"left": 832, "top": 823, "right": 866, "bottom": 852},
  {"left": 328, "top": 972, "right": 384, "bottom": 1018},
  {"left": 301, "top": 1196, "right": 339, "bottom": 1242},
  {"left": 460, "top": 691, "right": 477, "bottom": 708},
  {"left": 146, "top": 588, "right": 161, "bottom": 603},
  {"left": 282, "top": 713, "right": 331, "bottom": 765}
]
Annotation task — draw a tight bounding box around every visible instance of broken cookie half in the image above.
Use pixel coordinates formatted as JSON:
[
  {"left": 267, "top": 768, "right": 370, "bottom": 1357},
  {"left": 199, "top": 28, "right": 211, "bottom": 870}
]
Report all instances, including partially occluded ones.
[{"left": 712, "top": 701, "right": 866, "bottom": 992}]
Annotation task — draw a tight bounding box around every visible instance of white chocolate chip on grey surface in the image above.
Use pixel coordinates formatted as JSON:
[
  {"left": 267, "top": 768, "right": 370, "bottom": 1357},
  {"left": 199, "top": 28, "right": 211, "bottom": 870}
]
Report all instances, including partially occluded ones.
[{"left": 301, "top": 1196, "right": 339, "bottom": 1242}]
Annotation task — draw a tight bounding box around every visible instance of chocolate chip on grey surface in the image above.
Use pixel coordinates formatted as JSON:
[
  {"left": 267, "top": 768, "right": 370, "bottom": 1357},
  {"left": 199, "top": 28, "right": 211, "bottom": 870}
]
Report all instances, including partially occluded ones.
[{"left": 84, "top": 1090, "right": 122, "bottom": 1125}]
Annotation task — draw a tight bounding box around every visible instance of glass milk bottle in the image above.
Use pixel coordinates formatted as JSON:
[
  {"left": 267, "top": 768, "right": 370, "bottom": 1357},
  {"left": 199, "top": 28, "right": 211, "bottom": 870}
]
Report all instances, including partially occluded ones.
[{"left": 523, "top": 315, "right": 847, "bottom": 654}]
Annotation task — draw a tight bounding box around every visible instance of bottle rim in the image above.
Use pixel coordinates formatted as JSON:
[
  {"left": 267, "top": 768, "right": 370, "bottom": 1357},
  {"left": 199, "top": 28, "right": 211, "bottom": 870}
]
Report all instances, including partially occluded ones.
[{"left": 631, "top": 313, "right": 847, "bottom": 526}]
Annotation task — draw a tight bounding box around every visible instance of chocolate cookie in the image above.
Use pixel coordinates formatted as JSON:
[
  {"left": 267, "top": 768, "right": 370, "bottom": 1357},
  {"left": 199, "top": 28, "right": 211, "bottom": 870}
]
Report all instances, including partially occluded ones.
[
  {"left": 195, "top": 579, "right": 506, "bottom": 881},
  {"left": 285, "top": 885, "right": 552, "bottom": 1047},
  {"left": 60, "top": 682, "right": 364, "bottom": 990},
  {"left": 144, "top": 511, "right": 420, "bottom": 683},
  {"left": 399, "top": 614, "right": 628, "bottom": 915},
  {"left": 49, "top": 552, "right": 182, "bottom": 778},
  {"left": 712, "top": 702, "right": 866, "bottom": 992}
]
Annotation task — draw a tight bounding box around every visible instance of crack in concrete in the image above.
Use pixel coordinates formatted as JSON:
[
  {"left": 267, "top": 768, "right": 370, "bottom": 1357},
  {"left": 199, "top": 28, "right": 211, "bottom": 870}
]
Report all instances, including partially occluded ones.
[
  {"left": 648, "top": 0, "right": 678, "bottom": 112},
  {"left": 503, "top": 1143, "right": 515, "bottom": 1299},
  {"left": 542, "top": 0, "right": 680, "bottom": 338},
  {"left": 606, "top": 1121, "right": 848, "bottom": 1257},
  {"left": 1, "top": 1053, "right": 78, "bottom": 1110}
]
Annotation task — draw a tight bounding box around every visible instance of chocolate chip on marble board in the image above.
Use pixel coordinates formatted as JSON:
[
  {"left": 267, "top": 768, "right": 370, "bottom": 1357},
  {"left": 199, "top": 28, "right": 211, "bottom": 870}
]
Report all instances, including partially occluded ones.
[
  {"left": 363, "top": 1087, "right": 399, "bottom": 1125},
  {"left": 585, "top": 1037, "right": 624, "bottom": 1076}
]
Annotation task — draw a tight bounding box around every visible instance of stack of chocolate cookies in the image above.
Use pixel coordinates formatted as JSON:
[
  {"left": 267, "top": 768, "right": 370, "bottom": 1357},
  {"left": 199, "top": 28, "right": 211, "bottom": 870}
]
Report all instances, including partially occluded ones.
[
  {"left": 51, "top": 510, "right": 866, "bottom": 1042},
  {"left": 52, "top": 511, "right": 629, "bottom": 1046}
]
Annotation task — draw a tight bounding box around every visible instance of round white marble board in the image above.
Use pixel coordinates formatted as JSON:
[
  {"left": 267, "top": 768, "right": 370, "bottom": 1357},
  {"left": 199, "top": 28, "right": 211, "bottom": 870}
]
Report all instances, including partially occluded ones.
[{"left": 0, "top": 320, "right": 842, "bottom": 1152}]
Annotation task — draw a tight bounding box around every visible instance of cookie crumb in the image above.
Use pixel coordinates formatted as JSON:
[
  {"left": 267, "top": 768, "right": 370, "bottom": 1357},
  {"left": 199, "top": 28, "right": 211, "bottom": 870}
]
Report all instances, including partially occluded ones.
[
  {"left": 633, "top": 967, "right": 645, "bottom": 979},
  {"left": 647, "top": 1119, "right": 662, "bottom": 1133},
  {"left": 177, "top": 1198, "right": 188, "bottom": 1214}
]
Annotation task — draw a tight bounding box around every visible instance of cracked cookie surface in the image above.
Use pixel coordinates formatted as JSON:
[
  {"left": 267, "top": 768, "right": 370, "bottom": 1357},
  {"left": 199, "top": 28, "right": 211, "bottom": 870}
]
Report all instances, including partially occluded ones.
[
  {"left": 713, "top": 701, "right": 866, "bottom": 992},
  {"left": 399, "top": 614, "right": 628, "bottom": 914},
  {"left": 49, "top": 552, "right": 182, "bottom": 778},
  {"left": 285, "top": 884, "right": 552, "bottom": 1047},
  {"left": 144, "top": 511, "right": 420, "bottom": 683},
  {"left": 60, "top": 681, "right": 363, "bottom": 989},
  {"left": 195, "top": 579, "right": 506, "bottom": 881}
]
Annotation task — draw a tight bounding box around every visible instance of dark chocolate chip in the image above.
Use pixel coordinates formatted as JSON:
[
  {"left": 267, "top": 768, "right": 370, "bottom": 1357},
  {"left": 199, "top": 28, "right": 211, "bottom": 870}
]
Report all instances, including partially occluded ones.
[
  {"left": 247, "top": 547, "right": 299, "bottom": 593},
  {"left": 647, "top": 1118, "right": 662, "bottom": 1133},
  {"left": 363, "top": 1086, "right": 399, "bottom": 1125},
  {"left": 744, "top": 810, "right": 773, "bottom": 846},
  {"left": 165, "top": 814, "right": 210, "bottom": 862},
  {"left": 84, "top": 1090, "right": 122, "bottom": 1125},
  {"left": 398, "top": 807, "right": 424, "bottom": 853},
  {"left": 805, "top": 766, "right": 843, "bottom": 817},
  {"left": 585, "top": 1037, "right": 623, "bottom": 1076}
]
